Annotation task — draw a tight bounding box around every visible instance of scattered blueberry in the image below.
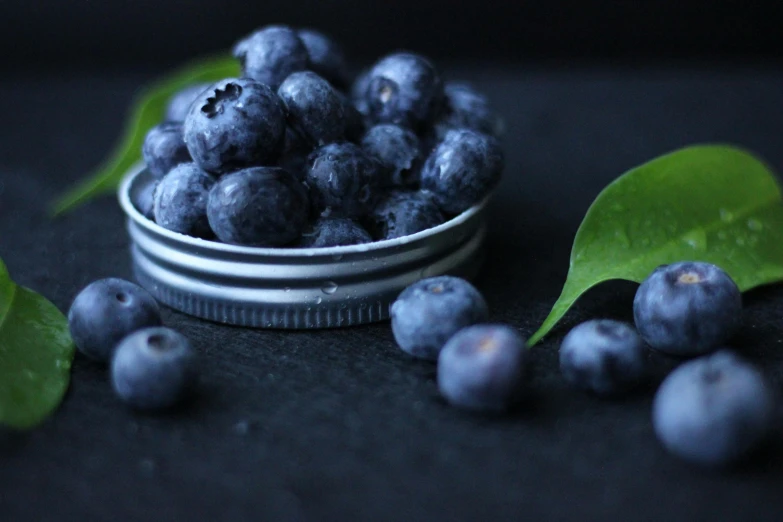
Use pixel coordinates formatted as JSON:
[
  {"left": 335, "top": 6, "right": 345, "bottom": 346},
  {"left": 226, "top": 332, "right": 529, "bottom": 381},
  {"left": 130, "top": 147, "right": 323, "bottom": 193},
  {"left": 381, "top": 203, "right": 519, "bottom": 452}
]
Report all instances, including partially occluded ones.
[
  {"left": 132, "top": 176, "right": 158, "bottom": 221},
  {"left": 233, "top": 25, "right": 310, "bottom": 89},
  {"left": 207, "top": 166, "right": 309, "bottom": 246},
  {"left": 153, "top": 163, "right": 215, "bottom": 238},
  {"left": 297, "top": 28, "right": 349, "bottom": 90},
  {"left": 365, "top": 189, "right": 444, "bottom": 240},
  {"left": 360, "top": 53, "right": 444, "bottom": 131},
  {"left": 165, "top": 83, "right": 211, "bottom": 122},
  {"left": 278, "top": 71, "right": 346, "bottom": 147},
  {"left": 184, "top": 78, "right": 286, "bottom": 175},
  {"left": 306, "top": 142, "right": 384, "bottom": 218},
  {"left": 559, "top": 319, "right": 646, "bottom": 396},
  {"left": 68, "top": 278, "right": 162, "bottom": 362},
  {"left": 299, "top": 217, "right": 372, "bottom": 247},
  {"left": 434, "top": 82, "right": 503, "bottom": 138},
  {"left": 361, "top": 124, "right": 422, "bottom": 187},
  {"left": 438, "top": 324, "right": 527, "bottom": 412},
  {"left": 653, "top": 350, "right": 775, "bottom": 466},
  {"left": 420, "top": 128, "right": 504, "bottom": 215},
  {"left": 391, "top": 276, "right": 489, "bottom": 360},
  {"left": 142, "top": 122, "right": 192, "bottom": 179},
  {"left": 633, "top": 261, "right": 742, "bottom": 357},
  {"left": 111, "top": 327, "right": 198, "bottom": 411}
]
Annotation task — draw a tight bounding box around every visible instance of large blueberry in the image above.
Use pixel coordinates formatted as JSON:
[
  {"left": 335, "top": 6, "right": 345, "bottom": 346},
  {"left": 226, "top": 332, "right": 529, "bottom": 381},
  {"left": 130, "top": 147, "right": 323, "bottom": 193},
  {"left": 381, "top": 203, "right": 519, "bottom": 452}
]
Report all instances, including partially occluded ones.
[
  {"left": 633, "top": 261, "right": 742, "bottom": 357},
  {"left": 207, "top": 166, "right": 309, "bottom": 246},
  {"left": 153, "top": 163, "right": 215, "bottom": 238},
  {"left": 653, "top": 350, "right": 775, "bottom": 466},
  {"left": 278, "top": 71, "right": 346, "bottom": 147},
  {"left": 298, "top": 217, "right": 372, "bottom": 248},
  {"left": 391, "top": 276, "right": 489, "bottom": 360},
  {"left": 184, "top": 78, "right": 286, "bottom": 175},
  {"left": 68, "top": 278, "right": 162, "bottom": 362},
  {"left": 365, "top": 189, "right": 444, "bottom": 240},
  {"left": 438, "top": 324, "right": 528, "bottom": 412},
  {"left": 559, "top": 319, "right": 647, "bottom": 396},
  {"left": 165, "top": 82, "right": 211, "bottom": 122},
  {"left": 434, "top": 82, "right": 504, "bottom": 139},
  {"left": 306, "top": 142, "right": 384, "bottom": 218},
  {"left": 360, "top": 53, "right": 444, "bottom": 131},
  {"left": 111, "top": 327, "right": 198, "bottom": 411},
  {"left": 420, "top": 128, "right": 504, "bottom": 215},
  {"left": 297, "top": 29, "right": 349, "bottom": 90},
  {"left": 361, "top": 124, "right": 422, "bottom": 187},
  {"left": 142, "top": 122, "right": 192, "bottom": 179},
  {"left": 233, "top": 25, "right": 310, "bottom": 89}
]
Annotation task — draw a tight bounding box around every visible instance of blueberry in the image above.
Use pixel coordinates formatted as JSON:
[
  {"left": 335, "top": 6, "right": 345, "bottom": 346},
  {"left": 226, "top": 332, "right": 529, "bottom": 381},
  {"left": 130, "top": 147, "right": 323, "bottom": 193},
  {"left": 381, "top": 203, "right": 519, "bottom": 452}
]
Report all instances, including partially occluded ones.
[
  {"left": 184, "top": 78, "right": 286, "bottom": 175},
  {"left": 68, "top": 278, "right": 162, "bottom": 362},
  {"left": 207, "top": 166, "right": 309, "bottom": 246},
  {"left": 142, "top": 122, "right": 192, "bottom": 179},
  {"left": 361, "top": 53, "right": 444, "bottom": 131},
  {"left": 306, "top": 142, "right": 384, "bottom": 218},
  {"left": 111, "top": 327, "right": 198, "bottom": 411},
  {"left": 233, "top": 25, "right": 310, "bottom": 89},
  {"left": 434, "top": 82, "right": 504, "bottom": 138},
  {"left": 653, "top": 350, "right": 775, "bottom": 466},
  {"left": 297, "top": 28, "right": 349, "bottom": 90},
  {"left": 299, "top": 217, "right": 372, "bottom": 248},
  {"left": 438, "top": 324, "right": 527, "bottom": 412},
  {"left": 420, "top": 128, "right": 504, "bottom": 215},
  {"left": 152, "top": 163, "right": 215, "bottom": 238},
  {"left": 351, "top": 69, "right": 371, "bottom": 119},
  {"left": 165, "top": 82, "right": 210, "bottom": 122},
  {"left": 339, "top": 92, "right": 366, "bottom": 143},
  {"left": 361, "top": 124, "right": 422, "bottom": 187},
  {"left": 559, "top": 319, "right": 646, "bottom": 396},
  {"left": 391, "top": 276, "right": 489, "bottom": 360},
  {"left": 132, "top": 177, "right": 158, "bottom": 221},
  {"left": 633, "top": 261, "right": 742, "bottom": 357},
  {"left": 278, "top": 71, "right": 346, "bottom": 147},
  {"left": 277, "top": 125, "right": 313, "bottom": 182},
  {"left": 365, "top": 189, "right": 444, "bottom": 240}
]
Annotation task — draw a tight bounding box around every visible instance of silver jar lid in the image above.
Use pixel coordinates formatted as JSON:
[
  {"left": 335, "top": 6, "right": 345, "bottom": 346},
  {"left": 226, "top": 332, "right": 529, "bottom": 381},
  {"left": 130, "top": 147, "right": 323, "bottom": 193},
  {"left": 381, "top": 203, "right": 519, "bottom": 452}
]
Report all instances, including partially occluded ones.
[{"left": 118, "top": 165, "right": 489, "bottom": 328}]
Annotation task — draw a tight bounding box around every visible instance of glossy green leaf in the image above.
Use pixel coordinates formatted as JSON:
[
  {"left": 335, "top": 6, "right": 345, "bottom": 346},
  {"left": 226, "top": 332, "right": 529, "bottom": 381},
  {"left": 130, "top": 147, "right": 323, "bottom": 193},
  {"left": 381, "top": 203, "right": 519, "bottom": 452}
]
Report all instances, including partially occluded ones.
[
  {"left": 528, "top": 144, "right": 783, "bottom": 346},
  {"left": 51, "top": 54, "right": 240, "bottom": 216},
  {"left": 0, "top": 257, "right": 75, "bottom": 428}
]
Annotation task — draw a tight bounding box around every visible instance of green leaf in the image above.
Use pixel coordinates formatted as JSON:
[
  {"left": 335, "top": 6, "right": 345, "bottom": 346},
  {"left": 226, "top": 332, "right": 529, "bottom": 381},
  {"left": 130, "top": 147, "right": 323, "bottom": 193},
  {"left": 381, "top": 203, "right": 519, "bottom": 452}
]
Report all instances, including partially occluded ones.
[
  {"left": 51, "top": 54, "right": 240, "bottom": 216},
  {"left": 0, "top": 257, "right": 75, "bottom": 429},
  {"left": 528, "top": 144, "right": 783, "bottom": 346}
]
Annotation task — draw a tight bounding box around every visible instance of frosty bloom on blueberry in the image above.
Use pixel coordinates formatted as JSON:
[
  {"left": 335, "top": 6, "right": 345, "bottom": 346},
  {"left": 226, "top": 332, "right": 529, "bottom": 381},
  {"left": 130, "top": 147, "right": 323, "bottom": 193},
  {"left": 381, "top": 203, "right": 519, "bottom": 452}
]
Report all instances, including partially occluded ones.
[
  {"left": 633, "top": 261, "right": 742, "bottom": 357},
  {"left": 277, "top": 71, "right": 346, "bottom": 147},
  {"left": 153, "top": 163, "right": 215, "bottom": 239},
  {"left": 142, "top": 122, "right": 192, "bottom": 179}
]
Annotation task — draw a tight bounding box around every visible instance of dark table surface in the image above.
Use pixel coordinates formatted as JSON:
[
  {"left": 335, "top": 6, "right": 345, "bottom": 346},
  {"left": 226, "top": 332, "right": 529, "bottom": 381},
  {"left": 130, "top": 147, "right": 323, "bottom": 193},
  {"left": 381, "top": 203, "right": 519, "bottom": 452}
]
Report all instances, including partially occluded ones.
[{"left": 2, "top": 66, "right": 783, "bottom": 522}]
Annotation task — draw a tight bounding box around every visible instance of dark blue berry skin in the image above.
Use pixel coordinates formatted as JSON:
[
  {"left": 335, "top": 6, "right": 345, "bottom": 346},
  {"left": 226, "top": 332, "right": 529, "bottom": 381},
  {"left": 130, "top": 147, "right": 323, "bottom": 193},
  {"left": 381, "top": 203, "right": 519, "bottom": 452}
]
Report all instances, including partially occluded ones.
[
  {"left": 560, "top": 319, "right": 646, "bottom": 396},
  {"left": 184, "top": 78, "right": 286, "bottom": 175},
  {"left": 306, "top": 142, "right": 384, "bottom": 219},
  {"left": 297, "top": 29, "right": 349, "bottom": 90},
  {"left": 165, "top": 83, "right": 210, "bottom": 122},
  {"left": 339, "top": 92, "right": 366, "bottom": 143},
  {"left": 391, "top": 276, "right": 489, "bottom": 360},
  {"left": 438, "top": 324, "right": 528, "bottom": 412},
  {"left": 142, "top": 122, "right": 192, "bottom": 179},
  {"left": 434, "top": 82, "right": 503, "bottom": 139},
  {"left": 361, "top": 53, "right": 444, "bottom": 131},
  {"left": 633, "top": 261, "right": 742, "bottom": 357},
  {"left": 277, "top": 125, "right": 313, "bottom": 182},
  {"left": 111, "top": 327, "right": 198, "bottom": 411},
  {"left": 233, "top": 25, "right": 310, "bottom": 89},
  {"left": 299, "top": 217, "right": 372, "bottom": 248},
  {"left": 132, "top": 177, "right": 158, "bottom": 221},
  {"left": 361, "top": 124, "right": 422, "bottom": 187},
  {"left": 278, "top": 71, "right": 346, "bottom": 147},
  {"left": 420, "top": 128, "right": 504, "bottom": 215},
  {"left": 153, "top": 163, "right": 215, "bottom": 238},
  {"left": 207, "top": 167, "right": 309, "bottom": 246},
  {"left": 365, "top": 190, "right": 444, "bottom": 240},
  {"left": 653, "top": 350, "right": 775, "bottom": 466},
  {"left": 68, "top": 278, "right": 162, "bottom": 362}
]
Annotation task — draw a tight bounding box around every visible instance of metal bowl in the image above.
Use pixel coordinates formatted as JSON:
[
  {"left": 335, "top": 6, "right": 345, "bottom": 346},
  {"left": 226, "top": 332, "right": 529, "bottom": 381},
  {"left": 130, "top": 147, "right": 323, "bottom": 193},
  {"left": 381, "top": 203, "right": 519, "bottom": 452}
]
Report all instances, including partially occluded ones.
[{"left": 118, "top": 164, "right": 489, "bottom": 328}]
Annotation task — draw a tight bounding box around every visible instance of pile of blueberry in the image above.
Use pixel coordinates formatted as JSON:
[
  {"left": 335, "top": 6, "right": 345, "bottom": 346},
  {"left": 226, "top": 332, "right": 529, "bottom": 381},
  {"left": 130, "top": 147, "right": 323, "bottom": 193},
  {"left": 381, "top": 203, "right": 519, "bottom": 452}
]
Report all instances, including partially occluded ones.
[
  {"left": 134, "top": 25, "right": 504, "bottom": 248},
  {"left": 391, "top": 261, "right": 778, "bottom": 468}
]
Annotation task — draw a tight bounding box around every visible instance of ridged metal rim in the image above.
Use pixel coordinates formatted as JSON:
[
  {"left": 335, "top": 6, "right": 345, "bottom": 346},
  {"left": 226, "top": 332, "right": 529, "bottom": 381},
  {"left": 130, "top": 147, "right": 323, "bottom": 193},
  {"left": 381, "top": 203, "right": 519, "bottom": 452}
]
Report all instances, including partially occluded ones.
[{"left": 118, "top": 163, "right": 489, "bottom": 329}]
